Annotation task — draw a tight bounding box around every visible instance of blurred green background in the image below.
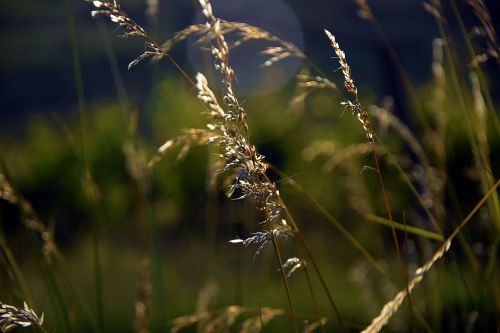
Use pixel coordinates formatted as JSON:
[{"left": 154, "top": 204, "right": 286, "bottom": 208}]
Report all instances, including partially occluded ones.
[{"left": 1, "top": 0, "right": 499, "bottom": 332}]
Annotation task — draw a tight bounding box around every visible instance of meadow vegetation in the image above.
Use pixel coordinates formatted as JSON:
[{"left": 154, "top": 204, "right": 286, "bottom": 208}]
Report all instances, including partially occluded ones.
[{"left": 0, "top": 0, "right": 499, "bottom": 332}]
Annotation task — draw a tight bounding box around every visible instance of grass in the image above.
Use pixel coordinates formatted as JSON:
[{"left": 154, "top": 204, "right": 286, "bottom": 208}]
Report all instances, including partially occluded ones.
[{"left": 0, "top": 0, "right": 499, "bottom": 332}]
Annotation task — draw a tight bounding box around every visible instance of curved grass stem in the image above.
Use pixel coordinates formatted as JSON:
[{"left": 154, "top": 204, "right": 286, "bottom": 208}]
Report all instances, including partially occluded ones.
[{"left": 269, "top": 165, "right": 388, "bottom": 278}]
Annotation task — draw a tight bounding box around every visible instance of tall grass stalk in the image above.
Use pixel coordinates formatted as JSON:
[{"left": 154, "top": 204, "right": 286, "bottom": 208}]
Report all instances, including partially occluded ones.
[
  {"left": 0, "top": 230, "right": 34, "bottom": 307},
  {"left": 97, "top": 21, "right": 131, "bottom": 127},
  {"left": 64, "top": 0, "right": 106, "bottom": 330},
  {"left": 28, "top": 229, "right": 72, "bottom": 332},
  {"left": 2, "top": 0, "right": 494, "bottom": 331},
  {"left": 323, "top": 30, "right": 408, "bottom": 293}
]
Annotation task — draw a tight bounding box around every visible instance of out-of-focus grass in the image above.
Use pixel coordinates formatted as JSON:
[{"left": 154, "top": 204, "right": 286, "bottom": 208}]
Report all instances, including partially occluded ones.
[{"left": 1, "top": 68, "right": 498, "bottom": 331}]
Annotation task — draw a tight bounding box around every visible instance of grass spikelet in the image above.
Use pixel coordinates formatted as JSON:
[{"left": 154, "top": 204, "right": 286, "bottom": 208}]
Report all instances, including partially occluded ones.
[
  {"left": 355, "top": 0, "right": 374, "bottom": 20},
  {"left": 423, "top": 0, "right": 443, "bottom": 21},
  {"left": 156, "top": 24, "right": 209, "bottom": 55},
  {"left": 88, "top": 0, "right": 154, "bottom": 68},
  {"left": 197, "top": 4, "right": 249, "bottom": 136},
  {"left": 323, "top": 29, "right": 356, "bottom": 95},
  {"left": 146, "top": 0, "right": 296, "bottom": 274},
  {"left": 297, "top": 74, "right": 338, "bottom": 91},
  {"left": 281, "top": 257, "right": 306, "bottom": 279},
  {"left": 318, "top": 143, "right": 386, "bottom": 173},
  {"left": 194, "top": 281, "right": 218, "bottom": 331},
  {"left": 154, "top": 21, "right": 305, "bottom": 67},
  {"left": 88, "top": 0, "right": 194, "bottom": 85},
  {"left": 170, "top": 305, "right": 288, "bottom": 333},
  {"left": 0, "top": 174, "right": 17, "bottom": 204},
  {"left": 303, "top": 317, "right": 328, "bottom": 333},
  {"left": 323, "top": 28, "right": 402, "bottom": 290},
  {"left": 194, "top": 2, "right": 300, "bottom": 328},
  {"left": 324, "top": 29, "right": 374, "bottom": 142},
  {"left": 301, "top": 140, "right": 337, "bottom": 162},
  {"left": 360, "top": 240, "right": 450, "bottom": 333},
  {"left": 148, "top": 129, "right": 216, "bottom": 167},
  {"left": 229, "top": 22, "right": 304, "bottom": 59},
  {"left": 170, "top": 305, "right": 244, "bottom": 333},
  {"left": 170, "top": 315, "right": 201, "bottom": 333},
  {"left": 145, "top": 0, "right": 158, "bottom": 25},
  {"left": 239, "top": 307, "right": 284, "bottom": 333},
  {"left": 0, "top": 301, "right": 45, "bottom": 333},
  {"left": 170, "top": 313, "right": 207, "bottom": 333},
  {"left": 260, "top": 46, "right": 293, "bottom": 67},
  {"left": 134, "top": 259, "right": 152, "bottom": 333},
  {"left": 230, "top": 227, "right": 293, "bottom": 261},
  {"left": 0, "top": 173, "right": 60, "bottom": 261},
  {"left": 289, "top": 72, "right": 339, "bottom": 113},
  {"left": 192, "top": 70, "right": 292, "bottom": 248},
  {"left": 467, "top": 0, "right": 499, "bottom": 65},
  {"left": 360, "top": 275, "right": 422, "bottom": 333},
  {"left": 204, "top": 306, "right": 241, "bottom": 332}
]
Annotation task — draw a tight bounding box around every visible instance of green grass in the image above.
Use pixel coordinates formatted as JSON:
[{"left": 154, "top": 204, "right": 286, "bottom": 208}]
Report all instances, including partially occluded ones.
[{"left": 0, "top": 0, "right": 499, "bottom": 332}]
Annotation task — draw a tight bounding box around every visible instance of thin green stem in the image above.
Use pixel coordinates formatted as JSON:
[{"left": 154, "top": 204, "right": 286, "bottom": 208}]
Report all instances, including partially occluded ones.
[
  {"left": 98, "top": 21, "right": 130, "bottom": 128},
  {"left": 29, "top": 230, "right": 72, "bottom": 332},
  {"left": 58, "top": 263, "right": 100, "bottom": 332},
  {"left": 451, "top": 179, "right": 500, "bottom": 242},
  {"left": 384, "top": 144, "right": 482, "bottom": 272},
  {"left": 0, "top": 230, "right": 34, "bottom": 306},
  {"left": 370, "top": 142, "right": 404, "bottom": 270},
  {"left": 272, "top": 238, "right": 299, "bottom": 333},
  {"left": 402, "top": 213, "right": 416, "bottom": 332},
  {"left": 302, "top": 265, "right": 326, "bottom": 333},
  {"left": 364, "top": 213, "right": 444, "bottom": 241},
  {"left": 292, "top": 229, "right": 344, "bottom": 329},
  {"left": 264, "top": 171, "right": 345, "bottom": 327},
  {"left": 270, "top": 166, "right": 388, "bottom": 278},
  {"left": 64, "top": 0, "right": 89, "bottom": 168},
  {"left": 65, "top": 1, "right": 105, "bottom": 329},
  {"left": 90, "top": 219, "right": 104, "bottom": 331}
]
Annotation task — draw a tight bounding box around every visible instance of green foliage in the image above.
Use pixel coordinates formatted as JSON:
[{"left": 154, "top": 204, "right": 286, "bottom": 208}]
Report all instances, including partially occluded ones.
[{"left": 1, "top": 0, "right": 499, "bottom": 332}]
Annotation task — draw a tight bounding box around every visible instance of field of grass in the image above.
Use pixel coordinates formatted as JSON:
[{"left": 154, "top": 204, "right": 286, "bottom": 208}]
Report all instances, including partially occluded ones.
[{"left": 0, "top": 0, "right": 499, "bottom": 332}]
